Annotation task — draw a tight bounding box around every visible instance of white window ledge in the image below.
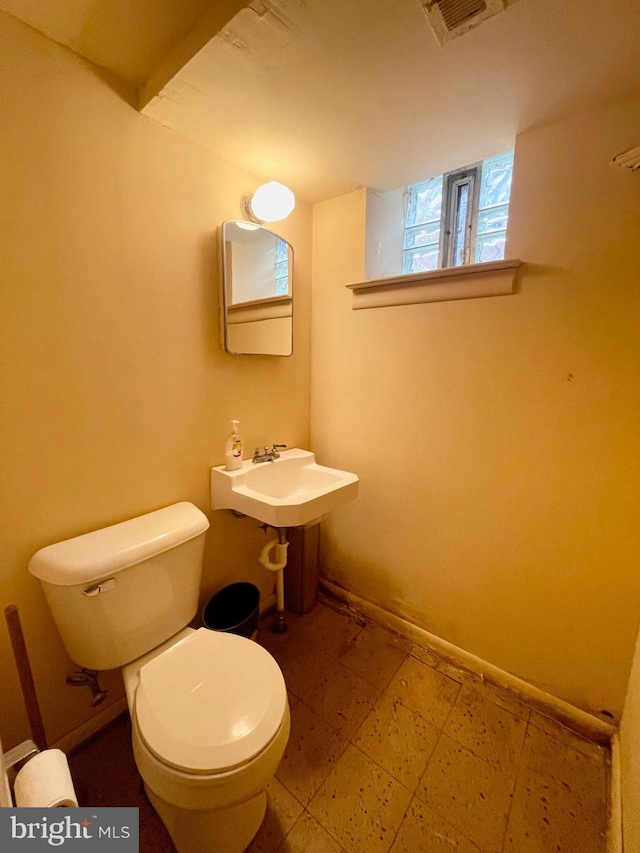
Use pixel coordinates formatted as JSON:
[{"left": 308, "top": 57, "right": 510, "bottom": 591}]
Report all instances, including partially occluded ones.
[{"left": 346, "top": 259, "right": 522, "bottom": 310}]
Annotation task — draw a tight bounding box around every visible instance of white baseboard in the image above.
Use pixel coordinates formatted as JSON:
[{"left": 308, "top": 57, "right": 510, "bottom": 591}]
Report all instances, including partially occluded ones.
[
  {"left": 51, "top": 698, "right": 128, "bottom": 755},
  {"left": 321, "top": 579, "right": 615, "bottom": 744},
  {"left": 608, "top": 734, "right": 623, "bottom": 853}
]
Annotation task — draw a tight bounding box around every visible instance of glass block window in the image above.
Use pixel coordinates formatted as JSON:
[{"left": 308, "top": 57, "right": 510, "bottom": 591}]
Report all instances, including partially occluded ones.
[
  {"left": 475, "top": 150, "right": 514, "bottom": 263},
  {"left": 403, "top": 150, "right": 514, "bottom": 272},
  {"left": 402, "top": 176, "right": 443, "bottom": 274},
  {"left": 275, "top": 238, "right": 289, "bottom": 296}
]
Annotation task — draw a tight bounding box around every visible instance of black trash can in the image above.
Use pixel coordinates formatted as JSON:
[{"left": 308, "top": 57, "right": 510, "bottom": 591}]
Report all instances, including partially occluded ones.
[{"left": 202, "top": 582, "right": 260, "bottom": 639}]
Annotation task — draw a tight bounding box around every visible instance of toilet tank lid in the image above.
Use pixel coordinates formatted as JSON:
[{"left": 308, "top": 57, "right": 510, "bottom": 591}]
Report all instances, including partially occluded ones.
[{"left": 28, "top": 502, "right": 209, "bottom": 587}]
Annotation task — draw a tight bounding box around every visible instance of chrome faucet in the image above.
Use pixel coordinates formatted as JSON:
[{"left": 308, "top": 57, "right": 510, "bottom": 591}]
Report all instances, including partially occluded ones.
[{"left": 252, "top": 444, "right": 287, "bottom": 464}]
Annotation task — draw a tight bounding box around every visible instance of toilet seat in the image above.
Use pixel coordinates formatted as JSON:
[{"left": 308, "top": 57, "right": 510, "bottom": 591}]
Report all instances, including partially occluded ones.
[{"left": 134, "top": 628, "right": 287, "bottom": 775}]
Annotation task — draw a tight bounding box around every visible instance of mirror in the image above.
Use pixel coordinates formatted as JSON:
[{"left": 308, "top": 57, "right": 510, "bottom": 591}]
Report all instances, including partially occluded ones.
[{"left": 220, "top": 220, "right": 294, "bottom": 356}]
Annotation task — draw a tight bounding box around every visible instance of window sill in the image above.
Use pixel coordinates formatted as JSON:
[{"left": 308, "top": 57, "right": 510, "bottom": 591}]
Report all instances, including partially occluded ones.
[{"left": 346, "top": 258, "right": 522, "bottom": 310}]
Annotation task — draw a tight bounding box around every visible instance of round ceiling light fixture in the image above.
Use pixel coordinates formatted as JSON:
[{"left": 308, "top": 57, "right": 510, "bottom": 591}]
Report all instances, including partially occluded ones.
[{"left": 241, "top": 181, "right": 296, "bottom": 223}]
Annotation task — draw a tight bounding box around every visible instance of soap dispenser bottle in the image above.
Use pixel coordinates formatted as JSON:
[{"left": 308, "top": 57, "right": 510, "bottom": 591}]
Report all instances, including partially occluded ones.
[{"left": 224, "top": 420, "right": 243, "bottom": 471}]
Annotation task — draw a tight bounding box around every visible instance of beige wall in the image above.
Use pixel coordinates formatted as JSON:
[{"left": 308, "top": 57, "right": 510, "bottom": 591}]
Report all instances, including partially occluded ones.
[
  {"left": 1, "top": 2, "right": 638, "bottom": 761},
  {"left": 311, "top": 93, "right": 640, "bottom": 720},
  {"left": 0, "top": 13, "right": 311, "bottom": 749},
  {"left": 620, "top": 623, "right": 640, "bottom": 849}
]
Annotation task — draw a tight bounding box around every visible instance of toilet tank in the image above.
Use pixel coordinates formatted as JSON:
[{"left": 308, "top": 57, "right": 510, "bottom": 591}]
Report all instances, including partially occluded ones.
[{"left": 28, "top": 502, "right": 210, "bottom": 671}]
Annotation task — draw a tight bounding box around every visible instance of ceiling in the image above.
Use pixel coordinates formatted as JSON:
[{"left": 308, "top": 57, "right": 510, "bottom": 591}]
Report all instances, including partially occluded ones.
[
  {"left": 0, "top": 0, "right": 213, "bottom": 84},
  {"left": 2, "top": 0, "right": 639, "bottom": 204}
]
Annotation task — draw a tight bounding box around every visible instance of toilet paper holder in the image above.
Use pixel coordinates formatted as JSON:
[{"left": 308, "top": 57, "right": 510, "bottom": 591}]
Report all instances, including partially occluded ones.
[{"left": 3, "top": 738, "right": 39, "bottom": 785}]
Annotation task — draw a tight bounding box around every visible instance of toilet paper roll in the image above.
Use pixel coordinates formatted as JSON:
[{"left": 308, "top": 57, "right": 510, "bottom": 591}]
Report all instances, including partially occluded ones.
[{"left": 14, "top": 749, "right": 78, "bottom": 808}]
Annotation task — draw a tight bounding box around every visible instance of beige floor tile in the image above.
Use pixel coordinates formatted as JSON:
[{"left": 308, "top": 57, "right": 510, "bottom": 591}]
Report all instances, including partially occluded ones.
[
  {"left": 443, "top": 682, "right": 527, "bottom": 773},
  {"left": 277, "top": 811, "right": 346, "bottom": 853},
  {"left": 258, "top": 610, "right": 304, "bottom": 647},
  {"left": 518, "top": 724, "right": 608, "bottom": 826},
  {"left": 528, "top": 710, "right": 607, "bottom": 762},
  {"left": 354, "top": 693, "right": 440, "bottom": 791},
  {"left": 408, "top": 646, "right": 441, "bottom": 668},
  {"left": 276, "top": 701, "right": 349, "bottom": 806},
  {"left": 270, "top": 636, "right": 336, "bottom": 699},
  {"left": 291, "top": 601, "right": 364, "bottom": 659},
  {"left": 66, "top": 604, "right": 611, "bottom": 853},
  {"left": 506, "top": 725, "right": 608, "bottom": 852},
  {"left": 68, "top": 718, "right": 176, "bottom": 852},
  {"left": 303, "top": 658, "right": 382, "bottom": 739},
  {"left": 338, "top": 621, "right": 411, "bottom": 689},
  {"left": 385, "top": 656, "right": 461, "bottom": 728},
  {"left": 390, "top": 797, "right": 481, "bottom": 853},
  {"left": 416, "top": 734, "right": 515, "bottom": 853},
  {"left": 246, "top": 777, "right": 304, "bottom": 853},
  {"left": 258, "top": 625, "right": 287, "bottom": 655},
  {"left": 407, "top": 649, "right": 531, "bottom": 725},
  {"left": 138, "top": 802, "right": 176, "bottom": 853},
  {"left": 69, "top": 717, "right": 142, "bottom": 805},
  {"left": 308, "top": 745, "right": 412, "bottom": 853},
  {"left": 504, "top": 782, "right": 606, "bottom": 853},
  {"left": 435, "top": 659, "right": 472, "bottom": 684},
  {"left": 481, "top": 683, "right": 531, "bottom": 722}
]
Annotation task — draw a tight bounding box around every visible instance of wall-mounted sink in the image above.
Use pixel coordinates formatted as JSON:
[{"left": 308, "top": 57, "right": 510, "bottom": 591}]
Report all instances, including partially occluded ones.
[{"left": 210, "top": 448, "right": 359, "bottom": 527}]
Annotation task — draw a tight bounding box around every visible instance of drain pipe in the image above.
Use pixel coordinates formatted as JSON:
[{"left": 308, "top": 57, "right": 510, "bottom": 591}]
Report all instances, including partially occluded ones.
[{"left": 258, "top": 528, "right": 289, "bottom": 633}]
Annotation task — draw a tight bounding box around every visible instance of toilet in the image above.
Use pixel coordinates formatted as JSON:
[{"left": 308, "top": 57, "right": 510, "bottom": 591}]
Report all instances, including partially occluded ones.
[{"left": 28, "top": 502, "right": 290, "bottom": 853}]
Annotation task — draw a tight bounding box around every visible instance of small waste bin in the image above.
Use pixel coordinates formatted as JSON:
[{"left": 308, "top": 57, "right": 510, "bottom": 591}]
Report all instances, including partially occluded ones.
[{"left": 202, "top": 582, "right": 260, "bottom": 639}]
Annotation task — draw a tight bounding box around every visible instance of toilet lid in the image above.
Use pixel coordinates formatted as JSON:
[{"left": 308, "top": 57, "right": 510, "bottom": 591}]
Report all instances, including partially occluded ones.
[{"left": 134, "top": 628, "right": 287, "bottom": 774}]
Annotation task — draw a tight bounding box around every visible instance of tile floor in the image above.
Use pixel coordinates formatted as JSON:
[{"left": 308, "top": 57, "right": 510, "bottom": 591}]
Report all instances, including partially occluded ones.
[{"left": 68, "top": 598, "right": 610, "bottom": 853}]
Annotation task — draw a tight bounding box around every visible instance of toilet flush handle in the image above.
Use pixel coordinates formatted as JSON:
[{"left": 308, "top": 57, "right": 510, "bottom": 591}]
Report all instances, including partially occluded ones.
[{"left": 83, "top": 578, "right": 116, "bottom": 597}]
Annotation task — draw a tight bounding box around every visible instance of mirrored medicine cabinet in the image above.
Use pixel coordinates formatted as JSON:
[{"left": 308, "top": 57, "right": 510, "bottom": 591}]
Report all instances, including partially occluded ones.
[{"left": 219, "top": 220, "right": 294, "bottom": 356}]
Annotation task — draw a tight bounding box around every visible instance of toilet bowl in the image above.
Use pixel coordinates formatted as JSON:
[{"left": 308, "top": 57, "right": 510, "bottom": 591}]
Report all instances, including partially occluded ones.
[
  {"left": 123, "top": 627, "right": 290, "bottom": 853},
  {"left": 28, "top": 502, "right": 289, "bottom": 853}
]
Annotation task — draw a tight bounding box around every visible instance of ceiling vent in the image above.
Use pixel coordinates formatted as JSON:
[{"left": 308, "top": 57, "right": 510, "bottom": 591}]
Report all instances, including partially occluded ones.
[{"left": 420, "top": 0, "right": 506, "bottom": 45}]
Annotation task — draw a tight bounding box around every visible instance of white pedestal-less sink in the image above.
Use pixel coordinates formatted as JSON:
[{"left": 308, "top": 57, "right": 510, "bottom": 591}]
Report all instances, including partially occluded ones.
[{"left": 210, "top": 449, "right": 359, "bottom": 527}]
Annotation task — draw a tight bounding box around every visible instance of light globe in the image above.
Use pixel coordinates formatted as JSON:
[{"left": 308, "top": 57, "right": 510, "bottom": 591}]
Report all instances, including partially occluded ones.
[{"left": 250, "top": 182, "right": 295, "bottom": 222}]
